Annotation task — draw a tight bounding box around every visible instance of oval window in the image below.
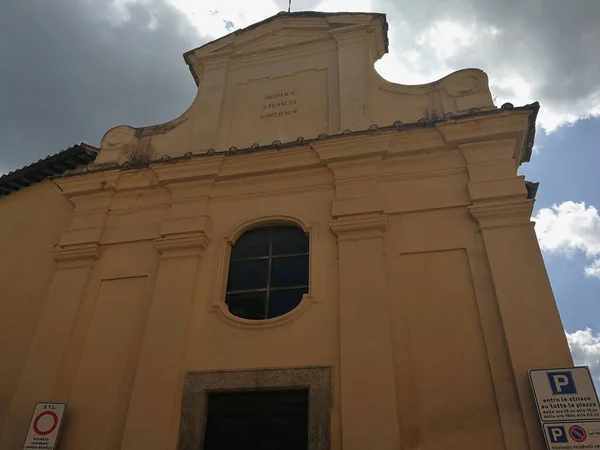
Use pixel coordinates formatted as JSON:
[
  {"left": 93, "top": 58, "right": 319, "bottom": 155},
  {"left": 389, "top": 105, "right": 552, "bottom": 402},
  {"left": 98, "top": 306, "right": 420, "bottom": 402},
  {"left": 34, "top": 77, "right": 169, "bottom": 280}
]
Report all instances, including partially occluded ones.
[{"left": 225, "top": 225, "right": 309, "bottom": 320}]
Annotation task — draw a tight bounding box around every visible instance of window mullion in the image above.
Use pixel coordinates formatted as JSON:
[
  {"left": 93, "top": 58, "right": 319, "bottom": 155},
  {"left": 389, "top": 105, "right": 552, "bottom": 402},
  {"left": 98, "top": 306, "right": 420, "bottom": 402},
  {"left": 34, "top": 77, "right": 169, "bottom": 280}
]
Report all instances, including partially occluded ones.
[{"left": 265, "top": 227, "right": 274, "bottom": 319}]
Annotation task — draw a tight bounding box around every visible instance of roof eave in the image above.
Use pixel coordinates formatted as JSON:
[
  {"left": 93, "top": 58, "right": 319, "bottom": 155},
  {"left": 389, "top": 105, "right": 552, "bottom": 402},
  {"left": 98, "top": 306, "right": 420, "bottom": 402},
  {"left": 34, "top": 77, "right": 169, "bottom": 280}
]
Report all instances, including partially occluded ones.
[{"left": 0, "top": 144, "right": 98, "bottom": 197}]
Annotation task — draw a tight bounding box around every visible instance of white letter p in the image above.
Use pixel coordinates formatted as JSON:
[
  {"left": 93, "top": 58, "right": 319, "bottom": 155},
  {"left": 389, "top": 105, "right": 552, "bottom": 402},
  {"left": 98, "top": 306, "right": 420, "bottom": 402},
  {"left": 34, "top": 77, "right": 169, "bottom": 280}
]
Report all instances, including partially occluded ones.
[
  {"left": 553, "top": 375, "right": 570, "bottom": 393},
  {"left": 551, "top": 427, "right": 564, "bottom": 442}
]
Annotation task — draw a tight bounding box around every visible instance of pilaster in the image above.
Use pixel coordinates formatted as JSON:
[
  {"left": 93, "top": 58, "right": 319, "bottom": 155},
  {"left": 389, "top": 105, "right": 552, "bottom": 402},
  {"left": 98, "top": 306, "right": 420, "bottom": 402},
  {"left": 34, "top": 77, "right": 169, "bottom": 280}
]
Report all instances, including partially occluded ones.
[
  {"left": 330, "top": 212, "right": 400, "bottom": 450},
  {"left": 121, "top": 178, "right": 211, "bottom": 450},
  {"left": 462, "top": 139, "right": 573, "bottom": 450},
  {"left": 192, "top": 56, "right": 230, "bottom": 150},
  {"left": 327, "top": 154, "right": 400, "bottom": 450},
  {"left": 0, "top": 176, "right": 109, "bottom": 449},
  {"left": 332, "top": 31, "right": 371, "bottom": 131}
]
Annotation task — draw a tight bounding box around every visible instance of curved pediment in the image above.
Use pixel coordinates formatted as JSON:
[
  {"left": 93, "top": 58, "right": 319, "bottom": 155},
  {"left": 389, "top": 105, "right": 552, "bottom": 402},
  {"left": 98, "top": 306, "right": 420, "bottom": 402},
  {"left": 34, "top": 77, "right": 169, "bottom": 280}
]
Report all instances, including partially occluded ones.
[{"left": 95, "top": 11, "right": 494, "bottom": 165}]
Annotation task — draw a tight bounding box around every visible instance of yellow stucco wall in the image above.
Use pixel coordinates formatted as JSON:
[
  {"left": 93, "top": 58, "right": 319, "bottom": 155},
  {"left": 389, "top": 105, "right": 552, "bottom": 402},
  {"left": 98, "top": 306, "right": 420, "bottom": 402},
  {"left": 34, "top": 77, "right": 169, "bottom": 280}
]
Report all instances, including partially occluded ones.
[
  {"left": 0, "top": 181, "right": 73, "bottom": 429},
  {"left": 0, "top": 11, "right": 573, "bottom": 450}
]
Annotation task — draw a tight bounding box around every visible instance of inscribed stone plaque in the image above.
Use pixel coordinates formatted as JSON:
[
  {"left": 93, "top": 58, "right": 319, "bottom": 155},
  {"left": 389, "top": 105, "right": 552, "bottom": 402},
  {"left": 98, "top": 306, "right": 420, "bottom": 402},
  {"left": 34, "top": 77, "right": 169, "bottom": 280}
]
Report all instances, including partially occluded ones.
[{"left": 229, "top": 69, "right": 328, "bottom": 148}]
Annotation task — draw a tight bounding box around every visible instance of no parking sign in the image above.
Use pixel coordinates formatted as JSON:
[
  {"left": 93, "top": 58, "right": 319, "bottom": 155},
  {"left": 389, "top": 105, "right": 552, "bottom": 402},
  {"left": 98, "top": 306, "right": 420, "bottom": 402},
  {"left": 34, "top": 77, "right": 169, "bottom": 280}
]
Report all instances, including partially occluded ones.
[
  {"left": 530, "top": 367, "right": 600, "bottom": 450},
  {"left": 22, "top": 403, "right": 66, "bottom": 450},
  {"left": 543, "top": 422, "right": 600, "bottom": 449}
]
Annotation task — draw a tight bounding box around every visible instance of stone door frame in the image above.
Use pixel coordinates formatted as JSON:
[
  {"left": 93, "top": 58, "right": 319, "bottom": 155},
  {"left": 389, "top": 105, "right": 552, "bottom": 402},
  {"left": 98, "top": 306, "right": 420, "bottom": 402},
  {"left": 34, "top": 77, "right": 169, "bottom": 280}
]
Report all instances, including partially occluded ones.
[{"left": 177, "top": 366, "right": 332, "bottom": 450}]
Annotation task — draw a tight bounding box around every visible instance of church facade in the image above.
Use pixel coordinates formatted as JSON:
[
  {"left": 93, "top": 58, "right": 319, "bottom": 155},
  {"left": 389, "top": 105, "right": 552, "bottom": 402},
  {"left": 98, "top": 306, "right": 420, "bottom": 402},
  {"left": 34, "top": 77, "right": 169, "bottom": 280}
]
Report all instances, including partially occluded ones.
[{"left": 0, "top": 11, "right": 572, "bottom": 450}]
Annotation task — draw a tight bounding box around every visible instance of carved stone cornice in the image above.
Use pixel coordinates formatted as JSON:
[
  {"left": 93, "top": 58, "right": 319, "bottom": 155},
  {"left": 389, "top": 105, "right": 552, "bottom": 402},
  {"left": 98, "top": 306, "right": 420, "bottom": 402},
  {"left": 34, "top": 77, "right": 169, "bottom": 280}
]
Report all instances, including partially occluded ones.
[
  {"left": 469, "top": 200, "right": 534, "bottom": 230},
  {"left": 330, "top": 213, "right": 388, "bottom": 241},
  {"left": 438, "top": 112, "right": 531, "bottom": 164},
  {"left": 51, "top": 243, "right": 101, "bottom": 268},
  {"left": 153, "top": 233, "right": 210, "bottom": 258},
  {"left": 150, "top": 157, "right": 224, "bottom": 184},
  {"left": 460, "top": 139, "right": 516, "bottom": 165},
  {"left": 311, "top": 133, "right": 393, "bottom": 163},
  {"left": 438, "top": 111, "right": 529, "bottom": 143},
  {"left": 467, "top": 177, "right": 528, "bottom": 203},
  {"left": 52, "top": 170, "right": 120, "bottom": 197}
]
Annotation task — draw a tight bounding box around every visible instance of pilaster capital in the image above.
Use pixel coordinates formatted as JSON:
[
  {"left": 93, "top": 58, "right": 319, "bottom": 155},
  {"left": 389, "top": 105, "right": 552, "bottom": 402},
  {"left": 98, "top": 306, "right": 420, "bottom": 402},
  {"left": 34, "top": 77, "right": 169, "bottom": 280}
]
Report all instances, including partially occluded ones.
[
  {"left": 151, "top": 157, "right": 224, "bottom": 185},
  {"left": 311, "top": 134, "right": 393, "bottom": 164},
  {"left": 469, "top": 199, "right": 534, "bottom": 230},
  {"left": 52, "top": 170, "right": 120, "bottom": 198},
  {"left": 51, "top": 243, "right": 101, "bottom": 268},
  {"left": 331, "top": 30, "right": 368, "bottom": 46},
  {"left": 330, "top": 213, "right": 387, "bottom": 241},
  {"left": 459, "top": 138, "right": 516, "bottom": 165},
  {"left": 153, "top": 233, "right": 210, "bottom": 258}
]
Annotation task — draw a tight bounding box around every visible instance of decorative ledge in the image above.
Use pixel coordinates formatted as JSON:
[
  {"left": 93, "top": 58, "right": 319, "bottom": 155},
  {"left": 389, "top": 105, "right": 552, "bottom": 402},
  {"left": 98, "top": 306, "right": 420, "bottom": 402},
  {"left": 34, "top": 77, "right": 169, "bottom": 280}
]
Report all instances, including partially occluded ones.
[
  {"left": 154, "top": 233, "right": 210, "bottom": 258},
  {"left": 51, "top": 243, "right": 101, "bottom": 268},
  {"left": 469, "top": 199, "right": 534, "bottom": 229},
  {"left": 212, "top": 294, "right": 316, "bottom": 330},
  {"left": 311, "top": 134, "right": 393, "bottom": 163},
  {"left": 151, "top": 157, "right": 224, "bottom": 184},
  {"left": 53, "top": 170, "right": 120, "bottom": 197},
  {"left": 330, "top": 213, "right": 388, "bottom": 240}
]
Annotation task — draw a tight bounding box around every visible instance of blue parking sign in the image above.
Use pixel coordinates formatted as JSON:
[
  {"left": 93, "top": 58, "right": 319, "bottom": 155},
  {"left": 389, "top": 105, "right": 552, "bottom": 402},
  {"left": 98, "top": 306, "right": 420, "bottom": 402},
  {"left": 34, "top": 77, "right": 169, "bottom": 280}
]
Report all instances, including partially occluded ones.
[
  {"left": 547, "top": 425, "right": 568, "bottom": 443},
  {"left": 547, "top": 371, "right": 577, "bottom": 395}
]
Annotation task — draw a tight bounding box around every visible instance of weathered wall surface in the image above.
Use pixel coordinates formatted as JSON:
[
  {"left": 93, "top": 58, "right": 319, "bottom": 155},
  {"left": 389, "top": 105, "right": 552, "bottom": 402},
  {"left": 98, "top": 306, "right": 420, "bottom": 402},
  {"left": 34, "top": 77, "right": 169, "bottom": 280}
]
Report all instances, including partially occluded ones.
[
  {"left": 0, "top": 111, "right": 573, "bottom": 450},
  {"left": 0, "top": 181, "right": 73, "bottom": 429},
  {"left": 94, "top": 12, "right": 495, "bottom": 165},
  {"left": 0, "top": 11, "right": 572, "bottom": 450}
]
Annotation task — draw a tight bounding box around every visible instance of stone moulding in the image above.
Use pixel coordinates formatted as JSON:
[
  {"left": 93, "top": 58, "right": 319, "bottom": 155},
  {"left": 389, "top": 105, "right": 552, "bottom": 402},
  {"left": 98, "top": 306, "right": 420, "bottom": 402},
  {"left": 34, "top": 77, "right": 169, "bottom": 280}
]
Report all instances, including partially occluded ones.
[
  {"left": 329, "top": 213, "right": 388, "bottom": 241},
  {"left": 48, "top": 103, "right": 539, "bottom": 193},
  {"left": 469, "top": 199, "right": 535, "bottom": 230},
  {"left": 178, "top": 366, "right": 332, "bottom": 450},
  {"left": 153, "top": 233, "right": 210, "bottom": 258},
  {"left": 209, "top": 213, "right": 320, "bottom": 329},
  {"left": 51, "top": 243, "right": 101, "bottom": 268}
]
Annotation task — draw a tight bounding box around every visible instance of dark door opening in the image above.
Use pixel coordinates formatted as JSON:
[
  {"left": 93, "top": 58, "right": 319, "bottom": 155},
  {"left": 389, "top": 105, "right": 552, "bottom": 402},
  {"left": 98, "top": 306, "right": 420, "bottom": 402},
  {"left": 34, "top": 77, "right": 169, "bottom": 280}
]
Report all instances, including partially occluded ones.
[{"left": 203, "top": 389, "right": 309, "bottom": 450}]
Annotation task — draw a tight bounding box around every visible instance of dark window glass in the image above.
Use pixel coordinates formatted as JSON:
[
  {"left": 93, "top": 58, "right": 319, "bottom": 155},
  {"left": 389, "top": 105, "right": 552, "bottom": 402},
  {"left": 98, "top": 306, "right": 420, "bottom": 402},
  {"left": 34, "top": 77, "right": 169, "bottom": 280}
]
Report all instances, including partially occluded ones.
[
  {"left": 273, "top": 226, "right": 309, "bottom": 255},
  {"left": 225, "top": 224, "right": 309, "bottom": 320},
  {"left": 227, "top": 260, "right": 269, "bottom": 291},
  {"left": 268, "top": 288, "right": 308, "bottom": 319},
  {"left": 204, "top": 390, "right": 308, "bottom": 450},
  {"left": 231, "top": 227, "right": 271, "bottom": 259},
  {"left": 271, "top": 255, "right": 309, "bottom": 288},
  {"left": 225, "top": 292, "right": 266, "bottom": 320}
]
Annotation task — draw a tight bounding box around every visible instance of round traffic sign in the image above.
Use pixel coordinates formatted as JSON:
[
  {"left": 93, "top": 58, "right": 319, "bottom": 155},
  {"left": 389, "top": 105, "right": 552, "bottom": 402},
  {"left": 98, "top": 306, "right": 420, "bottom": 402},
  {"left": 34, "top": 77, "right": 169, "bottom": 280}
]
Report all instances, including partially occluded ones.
[
  {"left": 569, "top": 425, "right": 587, "bottom": 443},
  {"left": 33, "top": 411, "right": 58, "bottom": 436}
]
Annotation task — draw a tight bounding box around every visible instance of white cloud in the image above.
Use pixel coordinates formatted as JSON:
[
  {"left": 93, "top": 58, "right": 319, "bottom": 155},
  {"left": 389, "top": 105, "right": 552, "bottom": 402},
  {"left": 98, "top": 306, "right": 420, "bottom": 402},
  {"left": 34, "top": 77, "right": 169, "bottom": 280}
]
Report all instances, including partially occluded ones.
[
  {"left": 372, "top": 0, "right": 600, "bottom": 132},
  {"left": 534, "top": 202, "right": 600, "bottom": 279},
  {"left": 167, "top": 0, "right": 281, "bottom": 38},
  {"left": 585, "top": 260, "right": 600, "bottom": 279},
  {"left": 166, "top": 0, "right": 375, "bottom": 38},
  {"left": 167, "top": 0, "right": 600, "bottom": 132},
  {"left": 566, "top": 329, "right": 600, "bottom": 388}
]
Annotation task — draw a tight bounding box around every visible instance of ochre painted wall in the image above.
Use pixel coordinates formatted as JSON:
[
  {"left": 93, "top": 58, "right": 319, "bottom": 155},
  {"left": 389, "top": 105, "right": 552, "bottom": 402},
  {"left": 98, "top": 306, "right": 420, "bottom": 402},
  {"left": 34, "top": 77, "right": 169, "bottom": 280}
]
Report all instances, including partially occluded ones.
[
  {"left": 0, "top": 12, "right": 573, "bottom": 450},
  {"left": 0, "top": 126, "right": 573, "bottom": 450},
  {"left": 0, "top": 181, "right": 73, "bottom": 430}
]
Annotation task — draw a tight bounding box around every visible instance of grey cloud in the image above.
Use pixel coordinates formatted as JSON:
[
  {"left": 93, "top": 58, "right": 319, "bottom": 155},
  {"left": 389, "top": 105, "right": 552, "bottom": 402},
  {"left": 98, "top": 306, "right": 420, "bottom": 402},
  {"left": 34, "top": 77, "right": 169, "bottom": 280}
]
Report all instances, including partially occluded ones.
[
  {"left": 0, "top": 0, "right": 208, "bottom": 172},
  {"left": 2, "top": 0, "right": 597, "bottom": 173},
  {"left": 374, "top": 0, "right": 600, "bottom": 126}
]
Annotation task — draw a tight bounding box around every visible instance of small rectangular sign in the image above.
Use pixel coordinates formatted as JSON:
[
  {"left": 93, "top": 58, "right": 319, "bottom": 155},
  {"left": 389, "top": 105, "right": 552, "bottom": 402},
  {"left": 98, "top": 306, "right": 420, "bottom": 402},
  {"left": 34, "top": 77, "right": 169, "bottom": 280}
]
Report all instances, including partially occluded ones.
[
  {"left": 22, "top": 402, "right": 66, "bottom": 450},
  {"left": 543, "top": 421, "right": 600, "bottom": 449},
  {"left": 530, "top": 367, "right": 600, "bottom": 423}
]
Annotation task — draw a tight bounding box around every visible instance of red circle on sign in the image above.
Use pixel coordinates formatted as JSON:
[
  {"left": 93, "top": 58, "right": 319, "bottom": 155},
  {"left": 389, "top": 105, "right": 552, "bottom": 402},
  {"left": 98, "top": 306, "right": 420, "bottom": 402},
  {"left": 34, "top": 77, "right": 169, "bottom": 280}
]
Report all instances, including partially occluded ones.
[
  {"left": 33, "top": 411, "right": 58, "bottom": 436},
  {"left": 569, "top": 425, "right": 587, "bottom": 443}
]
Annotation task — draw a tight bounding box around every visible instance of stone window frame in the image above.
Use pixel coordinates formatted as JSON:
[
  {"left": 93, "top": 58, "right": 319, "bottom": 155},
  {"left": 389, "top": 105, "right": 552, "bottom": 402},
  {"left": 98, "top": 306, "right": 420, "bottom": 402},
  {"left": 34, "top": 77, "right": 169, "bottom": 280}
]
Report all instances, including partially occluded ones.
[
  {"left": 177, "top": 366, "right": 332, "bottom": 450},
  {"left": 209, "top": 214, "right": 320, "bottom": 329}
]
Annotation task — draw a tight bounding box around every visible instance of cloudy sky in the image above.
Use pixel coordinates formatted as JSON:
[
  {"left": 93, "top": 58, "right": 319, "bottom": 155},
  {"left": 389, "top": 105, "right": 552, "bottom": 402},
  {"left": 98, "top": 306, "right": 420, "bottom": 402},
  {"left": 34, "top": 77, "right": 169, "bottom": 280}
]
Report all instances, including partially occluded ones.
[{"left": 1, "top": 0, "right": 599, "bottom": 383}]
